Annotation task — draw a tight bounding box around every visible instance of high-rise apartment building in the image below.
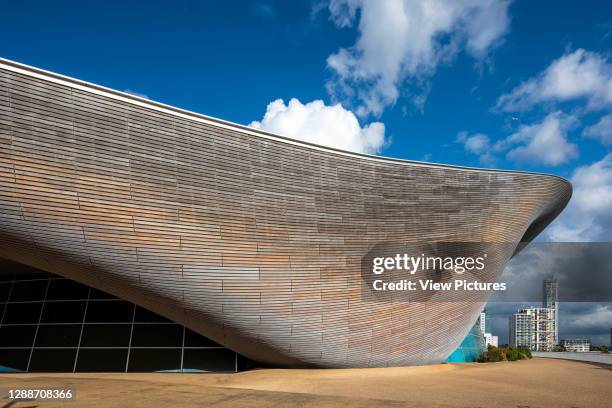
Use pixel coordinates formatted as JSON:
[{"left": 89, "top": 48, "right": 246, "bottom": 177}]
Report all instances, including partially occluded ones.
[
  {"left": 479, "top": 309, "right": 491, "bottom": 334},
  {"left": 479, "top": 310, "right": 486, "bottom": 335},
  {"left": 543, "top": 279, "right": 559, "bottom": 344},
  {"left": 479, "top": 309, "right": 497, "bottom": 347},
  {"left": 509, "top": 307, "right": 556, "bottom": 351},
  {"left": 510, "top": 310, "right": 532, "bottom": 349}
]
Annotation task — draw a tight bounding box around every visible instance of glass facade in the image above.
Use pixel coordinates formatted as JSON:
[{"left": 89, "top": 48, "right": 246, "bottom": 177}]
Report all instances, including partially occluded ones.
[
  {"left": 444, "top": 320, "right": 486, "bottom": 363},
  {"left": 0, "top": 259, "right": 252, "bottom": 373}
]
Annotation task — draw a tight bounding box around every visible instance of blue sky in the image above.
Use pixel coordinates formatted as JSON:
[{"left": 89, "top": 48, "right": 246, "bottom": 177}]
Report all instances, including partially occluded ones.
[{"left": 2, "top": 1, "right": 611, "bottom": 344}]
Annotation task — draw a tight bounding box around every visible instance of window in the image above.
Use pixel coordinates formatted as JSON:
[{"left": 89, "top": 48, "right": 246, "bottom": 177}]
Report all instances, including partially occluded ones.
[
  {"left": 89, "top": 288, "right": 118, "bottom": 300},
  {"left": 127, "top": 349, "right": 181, "bottom": 372},
  {"left": 3, "top": 302, "right": 42, "bottom": 324},
  {"left": 9, "top": 280, "right": 48, "bottom": 302},
  {"left": 35, "top": 324, "right": 81, "bottom": 347},
  {"left": 0, "top": 348, "right": 29, "bottom": 371},
  {"left": 85, "top": 301, "right": 133, "bottom": 323},
  {"left": 46, "top": 279, "right": 89, "bottom": 300},
  {"left": 134, "top": 306, "right": 172, "bottom": 323},
  {"left": 29, "top": 349, "right": 77, "bottom": 372},
  {"left": 0, "top": 272, "right": 14, "bottom": 282},
  {"left": 76, "top": 349, "right": 128, "bottom": 372},
  {"left": 41, "top": 301, "right": 86, "bottom": 323},
  {"left": 0, "top": 325, "right": 36, "bottom": 347},
  {"left": 131, "top": 324, "right": 183, "bottom": 347},
  {"left": 185, "top": 329, "right": 222, "bottom": 347},
  {"left": 80, "top": 324, "right": 131, "bottom": 347},
  {"left": 183, "top": 349, "right": 236, "bottom": 372},
  {"left": 0, "top": 259, "right": 249, "bottom": 373},
  {"left": 0, "top": 282, "right": 10, "bottom": 302}
]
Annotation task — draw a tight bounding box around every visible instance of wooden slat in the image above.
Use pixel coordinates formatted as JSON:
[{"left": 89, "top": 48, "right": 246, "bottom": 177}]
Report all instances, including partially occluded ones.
[{"left": 0, "top": 64, "right": 572, "bottom": 368}]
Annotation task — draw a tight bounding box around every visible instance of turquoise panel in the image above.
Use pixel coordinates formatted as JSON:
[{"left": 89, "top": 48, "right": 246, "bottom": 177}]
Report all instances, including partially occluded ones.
[
  {"left": 444, "top": 321, "right": 485, "bottom": 363},
  {"left": 0, "top": 365, "right": 22, "bottom": 373}
]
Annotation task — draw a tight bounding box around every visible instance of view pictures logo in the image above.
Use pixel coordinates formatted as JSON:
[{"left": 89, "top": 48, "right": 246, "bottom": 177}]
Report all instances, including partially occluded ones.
[
  {"left": 372, "top": 253, "right": 487, "bottom": 275},
  {"left": 360, "top": 242, "right": 509, "bottom": 299}
]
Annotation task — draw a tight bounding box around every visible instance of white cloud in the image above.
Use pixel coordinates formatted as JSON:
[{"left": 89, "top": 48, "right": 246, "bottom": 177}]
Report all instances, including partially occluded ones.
[
  {"left": 248, "top": 98, "right": 386, "bottom": 154},
  {"left": 457, "top": 112, "right": 578, "bottom": 166},
  {"left": 496, "top": 49, "right": 612, "bottom": 111},
  {"left": 124, "top": 89, "right": 149, "bottom": 99},
  {"left": 546, "top": 153, "right": 612, "bottom": 242},
  {"left": 326, "top": 0, "right": 512, "bottom": 116},
  {"left": 456, "top": 131, "right": 490, "bottom": 154},
  {"left": 583, "top": 113, "right": 612, "bottom": 145},
  {"left": 456, "top": 131, "right": 495, "bottom": 164},
  {"left": 500, "top": 112, "right": 578, "bottom": 166},
  {"left": 562, "top": 304, "right": 612, "bottom": 331}
]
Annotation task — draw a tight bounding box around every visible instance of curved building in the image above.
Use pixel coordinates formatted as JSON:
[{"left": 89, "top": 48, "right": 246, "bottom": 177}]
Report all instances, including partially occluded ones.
[{"left": 0, "top": 58, "right": 571, "bottom": 369}]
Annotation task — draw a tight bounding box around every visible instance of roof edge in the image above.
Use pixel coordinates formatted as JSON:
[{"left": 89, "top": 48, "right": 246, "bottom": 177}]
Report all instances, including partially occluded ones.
[{"left": 0, "top": 57, "right": 571, "bottom": 184}]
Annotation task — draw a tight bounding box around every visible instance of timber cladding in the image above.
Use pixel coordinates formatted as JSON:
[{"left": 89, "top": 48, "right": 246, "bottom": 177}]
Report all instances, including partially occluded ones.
[{"left": 0, "top": 58, "right": 571, "bottom": 367}]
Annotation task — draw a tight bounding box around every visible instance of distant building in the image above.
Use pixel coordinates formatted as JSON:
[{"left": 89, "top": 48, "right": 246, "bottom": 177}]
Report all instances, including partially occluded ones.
[
  {"left": 509, "top": 307, "right": 556, "bottom": 351},
  {"left": 479, "top": 309, "right": 497, "bottom": 347},
  {"left": 543, "top": 279, "right": 559, "bottom": 345},
  {"left": 480, "top": 311, "right": 487, "bottom": 335},
  {"left": 562, "top": 339, "right": 590, "bottom": 352},
  {"left": 509, "top": 279, "right": 558, "bottom": 351},
  {"left": 480, "top": 309, "right": 491, "bottom": 334},
  {"left": 484, "top": 332, "right": 498, "bottom": 347},
  {"left": 510, "top": 310, "right": 532, "bottom": 349}
]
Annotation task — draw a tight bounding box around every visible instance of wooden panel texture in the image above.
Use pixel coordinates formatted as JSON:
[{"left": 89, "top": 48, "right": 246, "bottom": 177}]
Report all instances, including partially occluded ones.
[{"left": 0, "top": 59, "right": 571, "bottom": 367}]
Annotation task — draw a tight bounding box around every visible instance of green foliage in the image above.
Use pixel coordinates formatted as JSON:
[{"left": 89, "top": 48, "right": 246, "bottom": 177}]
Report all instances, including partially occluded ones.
[
  {"left": 478, "top": 345, "right": 504, "bottom": 362},
  {"left": 478, "top": 345, "right": 533, "bottom": 363},
  {"left": 517, "top": 347, "right": 532, "bottom": 359},
  {"left": 505, "top": 347, "right": 520, "bottom": 361}
]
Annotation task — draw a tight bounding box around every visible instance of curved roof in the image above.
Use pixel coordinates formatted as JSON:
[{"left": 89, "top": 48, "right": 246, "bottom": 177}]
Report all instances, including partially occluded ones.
[{"left": 0, "top": 57, "right": 571, "bottom": 185}]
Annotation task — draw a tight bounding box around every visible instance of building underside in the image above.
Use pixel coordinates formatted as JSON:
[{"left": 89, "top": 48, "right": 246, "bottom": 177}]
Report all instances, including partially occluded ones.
[
  {"left": 0, "top": 259, "right": 252, "bottom": 372},
  {"left": 0, "top": 58, "right": 571, "bottom": 369}
]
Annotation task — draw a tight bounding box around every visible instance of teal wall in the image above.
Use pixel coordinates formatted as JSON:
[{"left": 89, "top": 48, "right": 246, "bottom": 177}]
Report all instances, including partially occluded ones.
[{"left": 445, "top": 321, "right": 485, "bottom": 363}]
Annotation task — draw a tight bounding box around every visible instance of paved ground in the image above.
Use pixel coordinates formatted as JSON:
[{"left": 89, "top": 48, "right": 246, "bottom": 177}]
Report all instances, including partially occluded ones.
[
  {"left": 533, "top": 351, "right": 612, "bottom": 364},
  {"left": 0, "top": 358, "right": 610, "bottom": 407}
]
